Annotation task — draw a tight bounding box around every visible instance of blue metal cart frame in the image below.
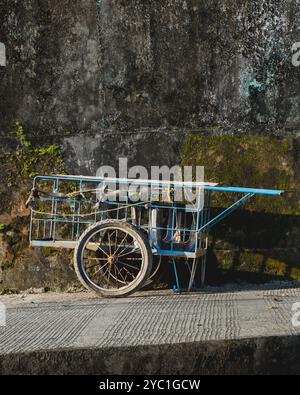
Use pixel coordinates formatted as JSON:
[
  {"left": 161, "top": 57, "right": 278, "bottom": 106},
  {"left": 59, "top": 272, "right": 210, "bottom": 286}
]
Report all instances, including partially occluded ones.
[{"left": 28, "top": 174, "right": 284, "bottom": 297}]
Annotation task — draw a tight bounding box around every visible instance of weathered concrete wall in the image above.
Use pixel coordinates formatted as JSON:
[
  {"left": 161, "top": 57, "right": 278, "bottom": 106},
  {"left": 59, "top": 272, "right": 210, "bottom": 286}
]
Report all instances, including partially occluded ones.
[
  {"left": 1, "top": 1, "right": 300, "bottom": 290},
  {"left": 0, "top": 0, "right": 101, "bottom": 136},
  {"left": 1, "top": 335, "right": 300, "bottom": 374},
  {"left": 95, "top": 0, "right": 300, "bottom": 135},
  {"left": 2, "top": 1, "right": 300, "bottom": 146}
]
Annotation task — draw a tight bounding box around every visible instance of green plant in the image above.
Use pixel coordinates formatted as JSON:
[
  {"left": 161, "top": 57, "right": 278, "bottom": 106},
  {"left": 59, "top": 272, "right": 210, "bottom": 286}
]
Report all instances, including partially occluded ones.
[
  {"left": 15, "top": 122, "right": 31, "bottom": 148},
  {"left": 4, "top": 121, "right": 66, "bottom": 187}
]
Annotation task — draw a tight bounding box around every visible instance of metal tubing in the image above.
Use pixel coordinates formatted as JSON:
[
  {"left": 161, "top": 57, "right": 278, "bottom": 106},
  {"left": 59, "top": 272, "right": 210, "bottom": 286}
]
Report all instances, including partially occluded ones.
[{"left": 198, "top": 193, "right": 255, "bottom": 232}]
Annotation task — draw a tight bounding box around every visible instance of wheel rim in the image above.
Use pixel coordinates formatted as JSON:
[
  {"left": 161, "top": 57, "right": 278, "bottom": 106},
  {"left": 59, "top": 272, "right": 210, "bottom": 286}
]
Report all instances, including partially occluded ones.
[{"left": 80, "top": 226, "right": 145, "bottom": 291}]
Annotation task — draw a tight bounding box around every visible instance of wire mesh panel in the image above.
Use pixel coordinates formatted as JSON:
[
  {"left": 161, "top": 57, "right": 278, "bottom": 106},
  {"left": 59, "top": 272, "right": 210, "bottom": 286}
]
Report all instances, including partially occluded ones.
[{"left": 29, "top": 175, "right": 212, "bottom": 258}]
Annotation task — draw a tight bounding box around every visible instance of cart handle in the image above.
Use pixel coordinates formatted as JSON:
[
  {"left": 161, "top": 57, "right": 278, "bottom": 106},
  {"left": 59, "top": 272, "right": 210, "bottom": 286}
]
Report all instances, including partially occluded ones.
[{"left": 205, "top": 186, "right": 284, "bottom": 196}]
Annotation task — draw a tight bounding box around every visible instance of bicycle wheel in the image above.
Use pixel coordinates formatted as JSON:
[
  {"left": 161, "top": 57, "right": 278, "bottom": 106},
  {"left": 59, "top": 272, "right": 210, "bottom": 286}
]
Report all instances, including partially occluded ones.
[{"left": 74, "top": 220, "right": 152, "bottom": 297}]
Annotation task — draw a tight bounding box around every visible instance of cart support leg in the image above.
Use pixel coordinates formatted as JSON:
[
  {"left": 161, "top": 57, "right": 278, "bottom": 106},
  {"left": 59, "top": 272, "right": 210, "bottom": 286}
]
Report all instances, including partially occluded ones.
[
  {"left": 172, "top": 259, "right": 181, "bottom": 293},
  {"left": 188, "top": 258, "right": 198, "bottom": 292},
  {"left": 200, "top": 255, "right": 207, "bottom": 288}
]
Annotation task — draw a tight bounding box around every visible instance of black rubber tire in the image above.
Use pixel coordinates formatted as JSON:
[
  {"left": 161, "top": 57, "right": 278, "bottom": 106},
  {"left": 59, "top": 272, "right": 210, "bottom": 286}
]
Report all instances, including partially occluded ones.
[{"left": 74, "top": 220, "right": 152, "bottom": 298}]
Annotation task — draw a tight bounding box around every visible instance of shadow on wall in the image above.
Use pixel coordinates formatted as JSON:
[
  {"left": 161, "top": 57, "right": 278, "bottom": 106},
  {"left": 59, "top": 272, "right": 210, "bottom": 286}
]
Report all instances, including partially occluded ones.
[
  {"left": 5, "top": 210, "right": 299, "bottom": 291},
  {"left": 157, "top": 209, "right": 300, "bottom": 288},
  {"left": 159, "top": 209, "right": 300, "bottom": 285},
  {"left": 205, "top": 209, "right": 300, "bottom": 284}
]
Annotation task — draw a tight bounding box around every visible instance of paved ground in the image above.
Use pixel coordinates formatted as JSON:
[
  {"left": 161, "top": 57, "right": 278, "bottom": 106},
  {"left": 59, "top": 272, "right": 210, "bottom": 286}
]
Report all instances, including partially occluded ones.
[{"left": 1, "top": 284, "right": 300, "bottom": 355}]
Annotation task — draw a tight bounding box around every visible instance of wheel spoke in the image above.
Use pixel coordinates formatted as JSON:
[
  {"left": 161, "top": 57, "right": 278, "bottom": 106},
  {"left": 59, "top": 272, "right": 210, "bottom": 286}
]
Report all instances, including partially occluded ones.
[
  {"left": 103, "top": 265, "right": 109, "bottom": 277},
  {"left": 117, "top": 248, "right": 140, "bottom": 258},
  {"left": 96, "top": 245, "right": 110, "bottom": 257},
  {"left": 106, "top": 265, "right": 112, "bottom": 286},
  {"left": 85, "top": 263, "right": 101, "bottom": 269},
  {"left": 118, "top": 260, "right": 141, "bottom": 271},
  {"left": 114, "top": 229, "right": 118, "bottom": 251},
  {"left": 107, "top": 230, "right": 117, "bottom": 255},
  {"left": 86, "top": 257, "right": 108, "bottom": 260},
  {"left": 112, "top": 263, "right": 118, "bottom": 282},
  {"left": 86, "top": 261, "right": 109, "bottom": 271},
  {"left": 107, "top": 231, "right": 112, "bottom": 255},
  {"left": 114, "top": 232, "right": 129, "bottom": 255},
  {"left": 124, "top": 257, "right": 142, "bottom": 261},
  {"left": 121, "top": 265, "right": 135, "bottom": 280},
  {"left": 94, "top": 261, "right": 109, "bottom": 274},
  {"left": 114, "top": 265, "right": 127, "bottom": 283}
]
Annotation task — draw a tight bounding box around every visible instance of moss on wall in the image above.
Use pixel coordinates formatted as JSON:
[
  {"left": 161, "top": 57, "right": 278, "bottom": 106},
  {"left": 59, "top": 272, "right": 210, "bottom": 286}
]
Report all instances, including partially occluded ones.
[
  {"left": 181, "top": 134, "right": 299, "bottom": 214},
  {"left": 210, "top": 249, "right": 296, "bottom": 282},
  {"left": 181, "top": 134, "right": 300, "bottom": 282},
  {"left": 0, "top": 122, "right": 76, "bottom": 291}
]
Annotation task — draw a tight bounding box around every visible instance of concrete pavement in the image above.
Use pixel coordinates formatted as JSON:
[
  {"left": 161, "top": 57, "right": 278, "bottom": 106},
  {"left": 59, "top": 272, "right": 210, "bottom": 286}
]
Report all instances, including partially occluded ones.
[{"left": 1, "top": 285, "right": 300, "bottom": 374}]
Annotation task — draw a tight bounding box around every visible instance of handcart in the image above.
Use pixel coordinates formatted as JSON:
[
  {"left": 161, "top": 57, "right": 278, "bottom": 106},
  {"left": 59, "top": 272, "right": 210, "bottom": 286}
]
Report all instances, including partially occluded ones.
[{"left": 27, "top": 175, "right": 284, "bottom": 297}]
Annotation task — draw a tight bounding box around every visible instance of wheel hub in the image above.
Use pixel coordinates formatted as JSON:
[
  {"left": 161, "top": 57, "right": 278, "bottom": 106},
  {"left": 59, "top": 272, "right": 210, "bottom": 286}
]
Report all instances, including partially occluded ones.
[{"left": 107, "top": 255, "right": 117, "bottom": 266}]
